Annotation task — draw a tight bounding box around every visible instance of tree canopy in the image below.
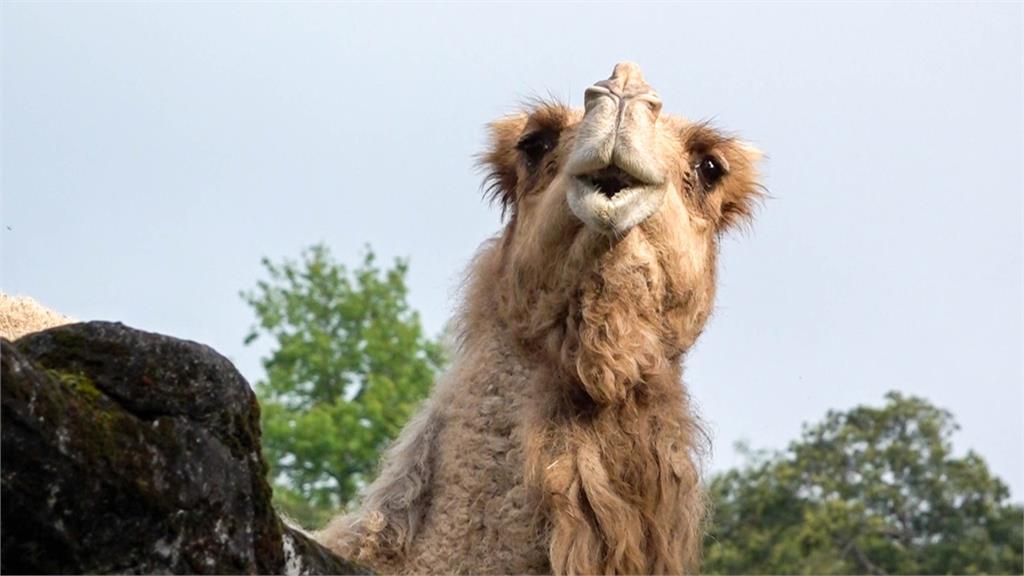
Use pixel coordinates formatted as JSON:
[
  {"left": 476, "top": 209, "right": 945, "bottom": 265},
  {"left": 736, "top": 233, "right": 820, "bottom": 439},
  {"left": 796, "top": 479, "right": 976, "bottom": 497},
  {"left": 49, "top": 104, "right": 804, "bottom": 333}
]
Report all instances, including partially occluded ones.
[
  {"left": 242, "top": 244, "right": 444, "bottom": 528},
  {"left": 703, "top": 392, "right": 1023, "bottom": 574}
]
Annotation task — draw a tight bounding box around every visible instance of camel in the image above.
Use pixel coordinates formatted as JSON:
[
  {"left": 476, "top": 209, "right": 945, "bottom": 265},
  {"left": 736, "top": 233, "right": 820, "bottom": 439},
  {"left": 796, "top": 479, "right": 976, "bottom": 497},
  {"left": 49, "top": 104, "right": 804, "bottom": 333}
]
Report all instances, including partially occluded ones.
[
  {"left": 317, "top": 62, "right": 763, "bottom": 575},
  {"left": 0, "top": 293, "right": 72, "bottom": 341}
]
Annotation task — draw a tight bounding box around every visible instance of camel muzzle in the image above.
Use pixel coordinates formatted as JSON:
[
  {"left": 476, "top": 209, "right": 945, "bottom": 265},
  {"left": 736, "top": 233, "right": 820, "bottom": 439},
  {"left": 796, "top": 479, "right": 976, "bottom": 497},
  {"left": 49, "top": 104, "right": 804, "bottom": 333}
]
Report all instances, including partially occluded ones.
[{"left": 566, "top": 62, "right": 669, "bottom": 235}]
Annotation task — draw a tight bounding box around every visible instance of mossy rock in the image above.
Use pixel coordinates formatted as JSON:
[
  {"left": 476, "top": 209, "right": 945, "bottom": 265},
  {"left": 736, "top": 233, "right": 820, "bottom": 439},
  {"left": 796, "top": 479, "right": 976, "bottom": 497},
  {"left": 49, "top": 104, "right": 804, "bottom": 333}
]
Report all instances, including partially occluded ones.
[{"left": 1, "top": 321, "right": 366, "bottom": 575}]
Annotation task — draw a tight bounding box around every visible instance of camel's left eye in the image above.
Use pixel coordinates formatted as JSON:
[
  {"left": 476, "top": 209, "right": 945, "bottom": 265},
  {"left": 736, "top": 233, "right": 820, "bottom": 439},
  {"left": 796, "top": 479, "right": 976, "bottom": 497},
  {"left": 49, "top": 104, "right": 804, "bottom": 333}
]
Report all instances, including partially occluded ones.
[
  {"left": 696, "top": 155, "right": 725, "bottom": 189},
  {"left": 516, "top": 130, "right": 557, "bottom": 168}
]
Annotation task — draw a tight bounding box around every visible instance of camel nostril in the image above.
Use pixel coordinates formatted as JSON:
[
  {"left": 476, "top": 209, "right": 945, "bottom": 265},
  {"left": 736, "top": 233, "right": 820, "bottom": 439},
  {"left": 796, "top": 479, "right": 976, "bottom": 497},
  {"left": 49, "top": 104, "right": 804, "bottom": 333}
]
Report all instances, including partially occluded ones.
[
  {"left": 584, "top": 85, "right": 616, "bottom": 114},
  {"left": 645, "top": 98, "right": 662, "bottom": 117},
  {"left": 632, "top": 93, "right": 662, "bottom": 118}
]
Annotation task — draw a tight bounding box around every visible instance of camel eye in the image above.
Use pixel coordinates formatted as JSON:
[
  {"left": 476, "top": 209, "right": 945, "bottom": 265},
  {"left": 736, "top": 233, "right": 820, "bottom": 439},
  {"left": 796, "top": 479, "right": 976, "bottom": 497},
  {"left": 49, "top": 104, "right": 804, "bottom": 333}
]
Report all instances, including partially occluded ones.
[
  {"left": 696, "top": 155, "right": 725, "bottom": 189},
  {"left": 516, "top": 130, "right": 557, "bottom": 168}
]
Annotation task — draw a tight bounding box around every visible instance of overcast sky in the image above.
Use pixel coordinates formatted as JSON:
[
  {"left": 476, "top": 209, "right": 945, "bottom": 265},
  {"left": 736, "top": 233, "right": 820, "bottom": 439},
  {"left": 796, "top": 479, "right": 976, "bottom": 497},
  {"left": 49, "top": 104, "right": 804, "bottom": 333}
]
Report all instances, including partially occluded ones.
[{"left": 3, "top": 3, "right": 1021, "bottom": 500}]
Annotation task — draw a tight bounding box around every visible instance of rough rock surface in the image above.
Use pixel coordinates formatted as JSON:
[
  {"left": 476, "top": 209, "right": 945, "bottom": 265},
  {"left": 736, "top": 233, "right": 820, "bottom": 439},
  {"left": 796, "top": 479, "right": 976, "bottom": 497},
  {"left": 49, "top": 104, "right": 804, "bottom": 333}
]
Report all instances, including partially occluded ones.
[{"left": 1, "top": 321, "right": 366, "bottom": 575}]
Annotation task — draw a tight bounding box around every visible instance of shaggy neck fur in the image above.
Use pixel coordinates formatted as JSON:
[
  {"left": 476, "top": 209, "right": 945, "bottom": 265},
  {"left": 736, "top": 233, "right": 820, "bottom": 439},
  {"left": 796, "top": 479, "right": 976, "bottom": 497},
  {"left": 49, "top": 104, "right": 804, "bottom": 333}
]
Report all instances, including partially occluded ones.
[
  {"left": 319, "top": 203, "right": 714, "bottom": 574},
  {"left": 488, "top": 179, "right": 712, "bottom": 574}
]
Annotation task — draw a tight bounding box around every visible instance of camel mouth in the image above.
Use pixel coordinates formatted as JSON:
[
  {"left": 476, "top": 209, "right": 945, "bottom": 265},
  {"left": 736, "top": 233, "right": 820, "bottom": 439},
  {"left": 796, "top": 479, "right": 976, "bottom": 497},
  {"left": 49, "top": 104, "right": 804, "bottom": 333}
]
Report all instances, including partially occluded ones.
[
  {"left": 567, "top": 169, "right": 667, "bottom": 236},
  {"left": 576, "top": 166, "right": 643, "bottom": 199}
]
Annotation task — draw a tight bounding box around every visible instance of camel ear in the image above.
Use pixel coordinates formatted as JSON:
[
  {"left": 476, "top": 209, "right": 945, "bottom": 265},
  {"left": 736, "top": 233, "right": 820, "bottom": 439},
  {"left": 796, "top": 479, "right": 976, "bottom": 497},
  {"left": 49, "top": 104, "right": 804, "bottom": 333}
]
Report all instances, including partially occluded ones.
[
  {"left": 480, "top": 113, "right": 529, "bottom": 215},
  {"left": 715, "top": 140, "right": 764, "bottom": 233}
]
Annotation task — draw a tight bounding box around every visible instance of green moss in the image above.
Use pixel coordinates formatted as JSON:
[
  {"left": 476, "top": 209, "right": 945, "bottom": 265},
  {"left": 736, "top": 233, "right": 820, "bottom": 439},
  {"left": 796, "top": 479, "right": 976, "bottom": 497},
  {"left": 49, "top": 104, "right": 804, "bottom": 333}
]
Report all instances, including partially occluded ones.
[
  {"left": 33, "top": 368, "right": 164, "bottom": 494},
  {"left": 44, "top": 369, "right": 102, "bottom": 402},
  {"left": 214, "top": 406, "right": 263, "bottom": 461},
  {"left": 46, "top": 327, "right": 87, "bottom": 349}
]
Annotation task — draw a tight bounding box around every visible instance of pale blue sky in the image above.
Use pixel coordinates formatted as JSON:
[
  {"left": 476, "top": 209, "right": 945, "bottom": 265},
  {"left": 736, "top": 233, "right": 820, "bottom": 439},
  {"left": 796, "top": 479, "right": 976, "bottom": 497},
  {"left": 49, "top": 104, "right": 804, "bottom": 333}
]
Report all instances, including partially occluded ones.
[{"left": 2, "top": 3, "right": 1021, "bottom": 499}]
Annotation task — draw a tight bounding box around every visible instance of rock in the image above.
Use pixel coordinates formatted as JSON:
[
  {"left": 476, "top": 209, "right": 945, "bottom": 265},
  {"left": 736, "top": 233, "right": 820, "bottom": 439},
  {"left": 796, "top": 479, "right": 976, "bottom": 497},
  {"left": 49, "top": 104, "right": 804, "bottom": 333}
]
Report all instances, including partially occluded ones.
[{"left": 1, "top": 322, "right": 366, "bottom": 575}]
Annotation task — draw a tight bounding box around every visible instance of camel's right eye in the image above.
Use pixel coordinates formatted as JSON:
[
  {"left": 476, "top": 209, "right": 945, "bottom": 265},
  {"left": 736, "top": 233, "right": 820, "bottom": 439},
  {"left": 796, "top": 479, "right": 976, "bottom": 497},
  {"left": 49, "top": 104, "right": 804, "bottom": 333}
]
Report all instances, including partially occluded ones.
[
  {"left": 516, "top": 130, "right": 557, "bottom": 168},
  {"left": 696, "top": 155, "right": 726, "bottom": 190}
]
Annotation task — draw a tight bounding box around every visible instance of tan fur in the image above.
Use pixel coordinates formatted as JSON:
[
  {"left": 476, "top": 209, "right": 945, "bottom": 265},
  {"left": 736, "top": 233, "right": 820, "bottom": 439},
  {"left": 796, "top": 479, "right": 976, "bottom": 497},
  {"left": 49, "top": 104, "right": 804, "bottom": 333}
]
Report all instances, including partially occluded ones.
[
  {"left": 0, "top": 293, "right": 72, "bottom": 341},
  {"left": 318, "top": 64, "right": 762, "bottom": 574}
]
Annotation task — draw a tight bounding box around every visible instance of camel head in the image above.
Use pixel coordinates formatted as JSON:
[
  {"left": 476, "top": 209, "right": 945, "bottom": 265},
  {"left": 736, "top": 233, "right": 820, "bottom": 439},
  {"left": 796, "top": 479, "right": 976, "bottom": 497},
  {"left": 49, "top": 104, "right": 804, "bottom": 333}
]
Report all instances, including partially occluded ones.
[{"left": 481, "top": 62, "right": 762, "bottom": 405}]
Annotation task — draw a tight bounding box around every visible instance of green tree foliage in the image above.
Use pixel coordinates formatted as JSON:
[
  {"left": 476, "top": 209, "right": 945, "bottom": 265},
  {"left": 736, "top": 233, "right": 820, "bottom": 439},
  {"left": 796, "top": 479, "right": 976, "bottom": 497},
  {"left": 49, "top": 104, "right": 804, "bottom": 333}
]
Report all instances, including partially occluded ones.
[
  {"left": 704, "top": 392, "right": 1023, "bottom": 574},
  {"left": 242, "top": 244, "right": 445, "bottom": 529}
]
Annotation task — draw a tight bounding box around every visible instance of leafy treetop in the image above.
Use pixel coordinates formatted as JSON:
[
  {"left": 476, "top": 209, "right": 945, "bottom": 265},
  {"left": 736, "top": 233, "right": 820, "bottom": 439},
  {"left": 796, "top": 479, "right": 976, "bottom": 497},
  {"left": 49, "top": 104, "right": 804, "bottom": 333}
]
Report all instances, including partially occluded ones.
[{"left": 242, "top": 244, "right": 444, "bottom": 528}]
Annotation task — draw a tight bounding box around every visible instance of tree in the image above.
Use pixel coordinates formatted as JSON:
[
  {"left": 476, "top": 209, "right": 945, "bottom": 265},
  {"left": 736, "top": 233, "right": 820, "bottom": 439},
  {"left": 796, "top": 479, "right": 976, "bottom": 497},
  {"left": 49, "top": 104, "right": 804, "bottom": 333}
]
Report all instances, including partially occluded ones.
[
  {"left": 242, "top": 244, "right": 445, "bottom": 529},
  {"left": 703, "top": 392, "right": 1023, "bottom": 574}
]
